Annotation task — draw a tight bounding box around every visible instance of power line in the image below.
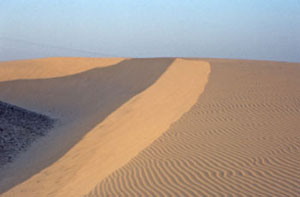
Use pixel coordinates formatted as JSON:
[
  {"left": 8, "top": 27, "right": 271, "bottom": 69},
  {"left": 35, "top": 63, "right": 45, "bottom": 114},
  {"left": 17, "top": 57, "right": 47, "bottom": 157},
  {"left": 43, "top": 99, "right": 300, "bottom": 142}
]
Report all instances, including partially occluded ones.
[{"left": 0, "top": 36, "right": 117, "bottom": 57}]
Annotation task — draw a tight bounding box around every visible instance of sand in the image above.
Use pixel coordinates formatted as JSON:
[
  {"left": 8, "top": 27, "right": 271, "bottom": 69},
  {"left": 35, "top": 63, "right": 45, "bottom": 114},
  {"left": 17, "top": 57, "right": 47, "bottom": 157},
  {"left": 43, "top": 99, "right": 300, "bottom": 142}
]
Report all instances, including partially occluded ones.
[
  {"left": 0, "top": 57, "right": 125, "bottom": 82},
  {"left": 0, "top": 58, "right": 210, "bottom": 196},
  {"left": 0, "top": 57, "right": 299, "bottom": 196},
  {"left": 86, "top": 59, "right": 300, "bottom": 196}
]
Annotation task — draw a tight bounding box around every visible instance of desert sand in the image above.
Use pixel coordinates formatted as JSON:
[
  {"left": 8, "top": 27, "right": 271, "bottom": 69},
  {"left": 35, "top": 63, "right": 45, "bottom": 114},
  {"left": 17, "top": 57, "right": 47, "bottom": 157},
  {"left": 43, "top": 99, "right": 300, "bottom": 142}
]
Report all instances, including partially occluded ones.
[{"left": 0, "top": 58, "right": 299, "bottom": 196}]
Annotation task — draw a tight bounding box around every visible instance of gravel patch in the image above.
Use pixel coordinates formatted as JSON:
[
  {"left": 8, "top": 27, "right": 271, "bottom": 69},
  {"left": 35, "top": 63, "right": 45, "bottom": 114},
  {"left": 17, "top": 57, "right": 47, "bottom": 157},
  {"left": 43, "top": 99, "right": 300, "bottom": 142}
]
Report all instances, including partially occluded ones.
[{"left": 0, "top": 101, "right": 55, "bottom": 167}]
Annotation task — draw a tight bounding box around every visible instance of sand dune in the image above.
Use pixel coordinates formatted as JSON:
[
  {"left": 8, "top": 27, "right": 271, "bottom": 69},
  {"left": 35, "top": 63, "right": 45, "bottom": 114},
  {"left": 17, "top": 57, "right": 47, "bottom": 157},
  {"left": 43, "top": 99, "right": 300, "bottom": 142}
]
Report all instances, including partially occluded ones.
[
  {"left": 86, "top": 59, "right": 300, "bottom": 196},
  {"left": 0, "top": 58, "right": 299, "bottom": 196},
  {"left": 0, "top": 58, "right": 210, "bottom": 196}
]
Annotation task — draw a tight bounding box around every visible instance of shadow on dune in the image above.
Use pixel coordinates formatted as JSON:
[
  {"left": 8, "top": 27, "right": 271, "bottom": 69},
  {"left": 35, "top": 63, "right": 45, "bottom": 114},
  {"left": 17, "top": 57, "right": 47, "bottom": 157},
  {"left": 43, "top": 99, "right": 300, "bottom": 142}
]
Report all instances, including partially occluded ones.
[{"left": 0, "top": 58, "right": 174, "bottom": 194}]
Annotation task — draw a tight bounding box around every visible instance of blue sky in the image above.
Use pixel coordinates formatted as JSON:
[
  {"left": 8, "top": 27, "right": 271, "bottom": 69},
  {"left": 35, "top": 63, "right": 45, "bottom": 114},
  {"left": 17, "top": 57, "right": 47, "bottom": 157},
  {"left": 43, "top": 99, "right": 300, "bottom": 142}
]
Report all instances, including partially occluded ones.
[{"left": 0, "top": 0, "right": 299, "bottom": 62}]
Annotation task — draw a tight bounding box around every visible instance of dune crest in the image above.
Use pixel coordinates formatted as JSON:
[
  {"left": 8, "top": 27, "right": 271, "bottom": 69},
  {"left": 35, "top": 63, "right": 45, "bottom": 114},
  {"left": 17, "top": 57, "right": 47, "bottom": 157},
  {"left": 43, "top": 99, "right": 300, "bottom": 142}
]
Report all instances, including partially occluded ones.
[{"left": 0, "top": 58, "right": 210, "bottom": 196}]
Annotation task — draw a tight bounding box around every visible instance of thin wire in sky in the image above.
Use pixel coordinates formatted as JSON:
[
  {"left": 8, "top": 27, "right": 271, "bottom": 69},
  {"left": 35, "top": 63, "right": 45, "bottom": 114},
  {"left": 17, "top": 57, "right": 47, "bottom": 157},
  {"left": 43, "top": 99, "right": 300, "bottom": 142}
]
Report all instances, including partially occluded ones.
[{"left": 0, "top": 36, "right": 117, "bottom": 57}]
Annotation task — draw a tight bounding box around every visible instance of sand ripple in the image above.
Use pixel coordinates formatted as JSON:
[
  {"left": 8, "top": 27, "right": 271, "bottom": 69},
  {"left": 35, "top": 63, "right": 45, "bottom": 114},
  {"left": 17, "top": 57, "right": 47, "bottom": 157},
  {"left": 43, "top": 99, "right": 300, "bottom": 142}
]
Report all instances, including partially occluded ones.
[{"left": 87, "top": 60, "right": 300, "bottom": 197}]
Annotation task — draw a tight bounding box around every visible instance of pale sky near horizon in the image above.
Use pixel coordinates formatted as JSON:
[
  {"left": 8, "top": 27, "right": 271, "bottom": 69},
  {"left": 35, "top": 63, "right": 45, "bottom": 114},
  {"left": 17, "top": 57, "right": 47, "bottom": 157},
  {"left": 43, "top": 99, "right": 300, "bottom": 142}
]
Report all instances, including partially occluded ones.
[{"left": 0, "top": 0, "right": 299, "bottom": 62}]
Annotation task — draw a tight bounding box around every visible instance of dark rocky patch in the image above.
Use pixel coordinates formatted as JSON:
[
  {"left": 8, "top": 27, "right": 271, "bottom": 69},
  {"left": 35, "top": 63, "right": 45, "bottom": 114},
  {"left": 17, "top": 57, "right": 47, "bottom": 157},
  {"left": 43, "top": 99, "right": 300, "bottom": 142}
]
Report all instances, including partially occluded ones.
[{"left": 0, "top": 101, "right": 55, "bottom": 167}]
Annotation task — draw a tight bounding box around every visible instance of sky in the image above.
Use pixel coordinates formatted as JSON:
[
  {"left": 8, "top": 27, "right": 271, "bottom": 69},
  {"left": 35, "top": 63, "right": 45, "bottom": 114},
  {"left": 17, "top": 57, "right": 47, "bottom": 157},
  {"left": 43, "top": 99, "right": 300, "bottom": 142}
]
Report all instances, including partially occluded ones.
[{"left": 0, "top": 0, "right": 300, "bottom": 62}]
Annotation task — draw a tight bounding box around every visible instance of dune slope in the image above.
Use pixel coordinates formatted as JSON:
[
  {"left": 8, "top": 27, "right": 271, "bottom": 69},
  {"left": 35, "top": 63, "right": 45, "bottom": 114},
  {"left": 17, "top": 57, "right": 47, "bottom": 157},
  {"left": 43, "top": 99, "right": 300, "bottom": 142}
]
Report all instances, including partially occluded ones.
[
  {"left": 0, "top": 58, "right": 210, "bottom": 196},
  {"left": 87, "top": 59, "right": 300, "bottom": 196},
  {"left": 0, "top": 58, "right": 173, "bottom": 194}
]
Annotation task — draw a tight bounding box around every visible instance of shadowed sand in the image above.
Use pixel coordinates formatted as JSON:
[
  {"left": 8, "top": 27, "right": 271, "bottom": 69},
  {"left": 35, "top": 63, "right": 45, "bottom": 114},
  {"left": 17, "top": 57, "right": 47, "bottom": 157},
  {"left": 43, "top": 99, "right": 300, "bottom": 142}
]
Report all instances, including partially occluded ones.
[
  {"left": 0, "top": 58, "right": 210, "bottom": 196},
  {"left": 86, "top": 59, "right": 300, "bottom": 196},
  {"left": 0, "top": 58, "right": 173, "bottom": 194}
]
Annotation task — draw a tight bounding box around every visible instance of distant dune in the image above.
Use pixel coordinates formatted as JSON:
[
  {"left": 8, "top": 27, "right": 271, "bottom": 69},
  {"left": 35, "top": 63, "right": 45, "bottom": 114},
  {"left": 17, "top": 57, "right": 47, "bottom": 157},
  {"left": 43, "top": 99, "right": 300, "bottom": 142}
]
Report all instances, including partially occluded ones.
[
  {"left": 0, "top": 58, "right": 299, "bottom": 196},
  {"left": 0, "top": 57, "right": 125, "bottom": 82}
]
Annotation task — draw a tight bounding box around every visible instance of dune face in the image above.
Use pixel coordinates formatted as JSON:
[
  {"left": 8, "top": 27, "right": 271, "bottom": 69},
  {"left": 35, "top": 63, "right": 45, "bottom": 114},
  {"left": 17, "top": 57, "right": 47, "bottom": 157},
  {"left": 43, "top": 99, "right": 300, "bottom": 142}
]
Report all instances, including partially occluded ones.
[
  {"left": 0, "top": 58, "right": 173, "bottom": 194},
  {"left": 1, "top": 57, "right": 300, "bottom": 196},
  {"left": 0, "top": 58, "right": 210, "bottom": 196},
  {"left": 0, "top": 58, "right": 173, "bottom": 118},
  {"left": 86, "top": 59, "right": 300, "bottom": 196}
]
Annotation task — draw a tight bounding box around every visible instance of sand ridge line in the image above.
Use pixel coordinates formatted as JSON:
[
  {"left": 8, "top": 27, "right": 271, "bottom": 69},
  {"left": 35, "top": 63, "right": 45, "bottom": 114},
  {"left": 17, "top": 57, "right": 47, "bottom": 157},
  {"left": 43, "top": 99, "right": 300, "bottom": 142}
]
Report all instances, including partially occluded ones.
[{"left": 50, "top": 58, "right": 211, "bottom": 197}]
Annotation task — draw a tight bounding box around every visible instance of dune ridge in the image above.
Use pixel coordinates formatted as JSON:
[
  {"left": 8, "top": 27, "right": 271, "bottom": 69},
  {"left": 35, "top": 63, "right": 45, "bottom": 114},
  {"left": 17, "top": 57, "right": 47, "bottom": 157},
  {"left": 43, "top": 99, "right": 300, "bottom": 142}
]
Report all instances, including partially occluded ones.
[
  {"left": 86, "top": 59, "right": 300, "bottom": 196},
  {"left": 0, "top": 58, "right": 210, "bottom": 196}
]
